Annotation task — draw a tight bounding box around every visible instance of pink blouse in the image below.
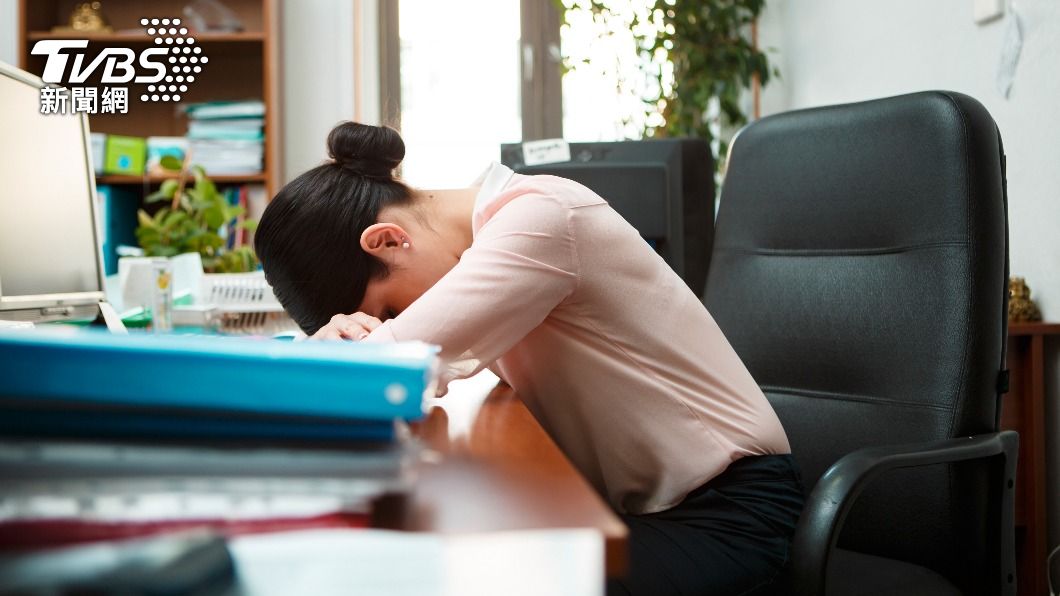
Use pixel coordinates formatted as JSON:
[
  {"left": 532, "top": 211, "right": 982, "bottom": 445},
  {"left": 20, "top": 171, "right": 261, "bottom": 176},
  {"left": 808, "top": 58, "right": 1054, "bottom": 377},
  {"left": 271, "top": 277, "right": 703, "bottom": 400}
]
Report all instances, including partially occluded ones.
[{"left": 364, "top": 163, "right": 790, "bottom": 514}]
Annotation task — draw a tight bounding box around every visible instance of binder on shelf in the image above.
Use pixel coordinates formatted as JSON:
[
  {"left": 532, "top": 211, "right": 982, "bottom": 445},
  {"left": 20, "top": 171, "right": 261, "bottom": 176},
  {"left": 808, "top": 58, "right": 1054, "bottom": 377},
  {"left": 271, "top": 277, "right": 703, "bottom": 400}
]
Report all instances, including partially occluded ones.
[
  {"left": 188, "top": 119, "right": 265, "bottom": 141},
  {"left": 185, "top": 100, "right": 266, "bottom": 175},
  {"left": 185, "top": 100, "right": 266, "bottom": 120},
  {"left": 95, "top": 185, "right": 140, "bottom": 276},
  {"left": 102, "top": 135, "right": 147, "bottom": 176}
]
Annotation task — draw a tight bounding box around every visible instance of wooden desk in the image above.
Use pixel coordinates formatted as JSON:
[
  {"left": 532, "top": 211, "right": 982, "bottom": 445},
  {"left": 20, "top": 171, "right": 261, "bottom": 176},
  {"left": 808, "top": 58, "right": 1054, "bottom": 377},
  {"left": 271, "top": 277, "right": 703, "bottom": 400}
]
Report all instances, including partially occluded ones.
[
  {"left": 372, "top": 372, "right": 629, "bottom": 577},
  {"left": 1002, "top": 322, "right": 1060, "bottom": 596}
]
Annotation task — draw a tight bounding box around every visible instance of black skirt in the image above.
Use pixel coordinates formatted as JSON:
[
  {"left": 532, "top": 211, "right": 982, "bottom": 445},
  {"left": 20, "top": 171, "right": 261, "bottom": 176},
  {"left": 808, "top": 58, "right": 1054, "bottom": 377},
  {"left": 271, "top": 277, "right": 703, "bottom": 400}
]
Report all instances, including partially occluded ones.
[{"left": 608, "top": 454, "right": 805, "bottom": 596}]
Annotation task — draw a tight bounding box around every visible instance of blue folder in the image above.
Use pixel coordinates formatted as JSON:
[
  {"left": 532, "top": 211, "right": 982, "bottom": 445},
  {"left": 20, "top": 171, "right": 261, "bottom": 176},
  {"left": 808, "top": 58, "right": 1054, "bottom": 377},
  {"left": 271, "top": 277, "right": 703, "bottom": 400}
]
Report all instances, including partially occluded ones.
[{"left": 0, "top": 329, "right": 438, "bottom": 440}]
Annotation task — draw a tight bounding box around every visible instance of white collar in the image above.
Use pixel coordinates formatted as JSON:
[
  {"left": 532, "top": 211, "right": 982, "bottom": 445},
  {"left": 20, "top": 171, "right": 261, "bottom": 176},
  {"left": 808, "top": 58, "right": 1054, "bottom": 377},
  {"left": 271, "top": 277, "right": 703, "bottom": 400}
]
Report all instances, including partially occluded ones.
[{"left": 472, "top": 162, "right": 515, "bottom": 212}]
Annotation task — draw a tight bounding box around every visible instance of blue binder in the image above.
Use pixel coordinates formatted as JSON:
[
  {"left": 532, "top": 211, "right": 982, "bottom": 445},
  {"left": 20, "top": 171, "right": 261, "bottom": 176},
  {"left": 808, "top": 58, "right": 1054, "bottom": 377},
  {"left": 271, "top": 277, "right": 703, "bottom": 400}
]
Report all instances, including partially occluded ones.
[
  {"left": 0, "top": 329, "right": 439, "bottom": 439},
  {"left": 0, "top": 409, "right": 399, "bottom": 443}
]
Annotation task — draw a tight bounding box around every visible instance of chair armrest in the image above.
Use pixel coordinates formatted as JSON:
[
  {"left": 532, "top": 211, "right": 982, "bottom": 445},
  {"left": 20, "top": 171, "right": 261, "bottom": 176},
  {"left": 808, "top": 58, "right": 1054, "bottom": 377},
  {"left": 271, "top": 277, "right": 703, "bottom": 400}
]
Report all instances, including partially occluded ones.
[{"left": 790, "top": 430, "right": 1019, "bottom": 596}]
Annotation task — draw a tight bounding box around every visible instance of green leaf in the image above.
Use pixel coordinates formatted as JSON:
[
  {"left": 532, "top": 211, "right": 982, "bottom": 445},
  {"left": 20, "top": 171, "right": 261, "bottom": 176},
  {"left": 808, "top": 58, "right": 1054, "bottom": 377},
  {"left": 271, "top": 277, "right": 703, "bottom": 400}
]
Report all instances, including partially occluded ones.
[
  {"left": 237, "top": 219, "right": 259, "bottom": 232},
  {"left": 145, "top": 179, "right": 179, "bottom": 203},
  {"left": 160, "top": 178, "right": 179, "bottom": 196},
  {"left": 161, "top": 210, "right": 187, "bottom": 232},
  {"left": 137, "top": 209, "right": 156, "bottom": 229},
  {"left": 135, "top": 230, "right": 161, "bottom": 248},
  {"left": 159, "top": 154, "right": 184, "bottom": 172},
  {"left": 211, "top": 188, "right": 228, "bottom": 210},
  {"left": 195, "top": 170, "right": 218, "bottom": 201},
  {"left": 199, "top": 232, "right": 225, "bottom": 249},
  {"left": 183, "top": 188, "right": 213, "bottom": 211},
  {"left": 203, "top": 206, "right": 225, "bottom": 229}
]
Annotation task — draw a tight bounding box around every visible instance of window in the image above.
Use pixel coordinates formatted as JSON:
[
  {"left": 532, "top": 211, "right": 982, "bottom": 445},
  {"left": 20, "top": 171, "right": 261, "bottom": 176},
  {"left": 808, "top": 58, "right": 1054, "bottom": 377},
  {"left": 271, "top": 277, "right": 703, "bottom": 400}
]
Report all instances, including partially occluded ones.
[
  {"left": 381, "top": 0, "right": 656, "bottom": 186},
  {"left": 559, "top": 1, "right": 666, "bottom": 141},
  {"left": 394, "top": 0, "right": 523, "bottom": 187}
]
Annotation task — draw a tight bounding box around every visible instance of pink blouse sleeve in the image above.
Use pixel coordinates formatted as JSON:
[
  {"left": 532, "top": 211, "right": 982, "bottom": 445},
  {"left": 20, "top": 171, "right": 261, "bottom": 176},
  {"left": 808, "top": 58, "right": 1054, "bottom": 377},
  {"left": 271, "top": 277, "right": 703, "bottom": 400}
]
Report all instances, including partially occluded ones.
[{"left": 362, "top": 193, "right": 578, "bottom": 389}]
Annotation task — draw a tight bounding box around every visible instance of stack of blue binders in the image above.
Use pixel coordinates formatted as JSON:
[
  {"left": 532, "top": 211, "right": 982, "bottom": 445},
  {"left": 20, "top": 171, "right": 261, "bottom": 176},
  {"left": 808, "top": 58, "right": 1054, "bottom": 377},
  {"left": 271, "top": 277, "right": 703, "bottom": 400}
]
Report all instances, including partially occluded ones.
[{"left": 0, "top": 329, "right": 439, "bottom": 444}]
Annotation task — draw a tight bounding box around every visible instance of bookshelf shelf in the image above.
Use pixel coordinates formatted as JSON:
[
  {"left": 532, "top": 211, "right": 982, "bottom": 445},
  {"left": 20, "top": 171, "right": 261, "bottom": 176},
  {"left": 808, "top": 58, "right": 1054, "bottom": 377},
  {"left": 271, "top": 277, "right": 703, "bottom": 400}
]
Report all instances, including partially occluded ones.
[
  {"left": 18, "top": 0, "right": 282, "bottom": 198},
  {"left": 96, "top": 173, "right": 268, "bottom": 185},
  {"left": 27, "top": 31, "right": 265, "bottom": 42}
]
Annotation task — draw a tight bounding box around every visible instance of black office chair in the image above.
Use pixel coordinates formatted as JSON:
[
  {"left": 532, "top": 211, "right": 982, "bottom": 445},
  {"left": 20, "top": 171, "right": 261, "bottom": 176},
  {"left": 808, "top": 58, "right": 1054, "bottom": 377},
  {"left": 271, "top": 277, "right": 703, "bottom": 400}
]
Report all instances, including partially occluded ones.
[{"left": 703, "top": 91, "right": 1018, "bottom": 596}]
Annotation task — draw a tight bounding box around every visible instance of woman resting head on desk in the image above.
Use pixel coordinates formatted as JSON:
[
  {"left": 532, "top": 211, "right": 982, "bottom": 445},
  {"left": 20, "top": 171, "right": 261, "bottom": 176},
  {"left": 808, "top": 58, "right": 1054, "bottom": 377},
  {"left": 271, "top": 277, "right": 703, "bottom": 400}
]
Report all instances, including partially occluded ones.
[{"left": 255, "top": 121, "right": 804, "bottom": 596}]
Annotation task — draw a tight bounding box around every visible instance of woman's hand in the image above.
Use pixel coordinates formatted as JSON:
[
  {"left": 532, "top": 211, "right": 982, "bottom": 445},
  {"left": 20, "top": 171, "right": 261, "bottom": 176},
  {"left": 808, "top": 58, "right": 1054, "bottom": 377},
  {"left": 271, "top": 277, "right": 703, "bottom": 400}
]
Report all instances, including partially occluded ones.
[{"left": 310, "top": 312, "right": 383, "bottom": 341}]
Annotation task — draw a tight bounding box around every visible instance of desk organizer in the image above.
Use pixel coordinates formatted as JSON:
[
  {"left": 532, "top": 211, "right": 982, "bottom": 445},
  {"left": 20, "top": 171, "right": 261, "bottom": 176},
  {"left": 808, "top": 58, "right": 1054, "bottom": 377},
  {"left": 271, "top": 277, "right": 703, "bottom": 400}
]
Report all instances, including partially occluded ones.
[{"left": 197, "top": 271, "right": 298, "bottom": 336}]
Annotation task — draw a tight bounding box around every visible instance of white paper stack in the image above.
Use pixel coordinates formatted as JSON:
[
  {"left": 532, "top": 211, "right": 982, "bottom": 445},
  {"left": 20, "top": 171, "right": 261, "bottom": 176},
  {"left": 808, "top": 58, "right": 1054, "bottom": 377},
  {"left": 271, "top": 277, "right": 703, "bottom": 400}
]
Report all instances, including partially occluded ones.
[{"left": 184, "top": 101, "right": 266, "bottom": 175}]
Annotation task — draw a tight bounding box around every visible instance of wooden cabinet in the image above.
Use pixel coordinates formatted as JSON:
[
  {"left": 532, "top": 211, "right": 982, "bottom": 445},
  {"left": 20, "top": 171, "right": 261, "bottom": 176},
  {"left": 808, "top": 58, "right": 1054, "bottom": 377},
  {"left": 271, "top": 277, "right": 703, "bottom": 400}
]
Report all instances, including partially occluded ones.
[{"left": 1002, "top": 322, "right": 1059, "bottom": 596}]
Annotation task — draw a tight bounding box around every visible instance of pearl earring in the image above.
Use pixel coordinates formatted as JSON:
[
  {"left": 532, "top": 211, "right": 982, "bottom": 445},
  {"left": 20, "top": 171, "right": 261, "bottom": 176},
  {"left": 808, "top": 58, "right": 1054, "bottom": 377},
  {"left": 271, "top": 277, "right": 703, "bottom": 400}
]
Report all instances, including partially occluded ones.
[{"left": 402, "top": 240, "right": 410, "bottom": 249}]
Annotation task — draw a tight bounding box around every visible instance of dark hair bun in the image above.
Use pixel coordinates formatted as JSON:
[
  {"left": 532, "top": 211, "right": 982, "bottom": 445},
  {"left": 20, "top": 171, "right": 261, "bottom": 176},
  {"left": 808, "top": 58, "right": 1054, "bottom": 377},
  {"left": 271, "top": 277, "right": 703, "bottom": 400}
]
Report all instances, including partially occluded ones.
[{"left": 327, "top": 121, "right": 404, "bottom": 178}]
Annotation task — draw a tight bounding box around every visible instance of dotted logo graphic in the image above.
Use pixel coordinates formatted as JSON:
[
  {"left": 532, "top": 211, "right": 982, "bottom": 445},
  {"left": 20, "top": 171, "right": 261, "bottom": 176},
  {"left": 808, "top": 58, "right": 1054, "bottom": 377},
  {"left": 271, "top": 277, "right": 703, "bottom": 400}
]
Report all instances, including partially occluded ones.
[{"left": 138, "top": 18, "right": 208, "bottom": 103}]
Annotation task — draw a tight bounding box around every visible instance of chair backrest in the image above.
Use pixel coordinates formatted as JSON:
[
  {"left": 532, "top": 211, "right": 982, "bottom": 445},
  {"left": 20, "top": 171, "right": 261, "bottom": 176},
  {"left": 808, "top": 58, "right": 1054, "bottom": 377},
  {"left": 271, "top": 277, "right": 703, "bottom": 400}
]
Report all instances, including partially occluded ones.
[{"left": 703, "top": 91, "right": 1008, "bottom": 591}]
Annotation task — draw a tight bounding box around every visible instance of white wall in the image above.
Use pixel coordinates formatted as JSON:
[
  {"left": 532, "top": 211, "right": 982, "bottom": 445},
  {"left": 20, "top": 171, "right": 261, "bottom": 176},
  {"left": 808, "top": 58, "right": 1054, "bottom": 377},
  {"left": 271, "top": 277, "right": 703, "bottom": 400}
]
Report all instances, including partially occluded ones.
[
  {"left": 281, "top": 0, "right": 357, "bottom": 183},
  {"left": 0, "top": 0, "right": 17, "bottom": 66},
  {"left": 759, "top": 0, "right": 1060, "bottom": 317},
  {"left": 281, "top": 0, "right": 380, "bottom": 183},
  {"left": 356, "top": 0, "right": 382, "bottom": 126},
  {"left": 758, "top": 0, "right": 1060, "bottom": 586}
]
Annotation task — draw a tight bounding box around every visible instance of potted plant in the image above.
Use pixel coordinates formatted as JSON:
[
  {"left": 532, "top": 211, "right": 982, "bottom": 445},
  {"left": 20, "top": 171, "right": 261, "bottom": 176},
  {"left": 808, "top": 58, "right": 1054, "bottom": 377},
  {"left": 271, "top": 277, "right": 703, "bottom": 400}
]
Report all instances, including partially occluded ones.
[
  {"left": 134, "top": 155, "right": 258, "bottom": 273},
  {"left": 556, "top": 0, "right": 777, "bottom": 177}
]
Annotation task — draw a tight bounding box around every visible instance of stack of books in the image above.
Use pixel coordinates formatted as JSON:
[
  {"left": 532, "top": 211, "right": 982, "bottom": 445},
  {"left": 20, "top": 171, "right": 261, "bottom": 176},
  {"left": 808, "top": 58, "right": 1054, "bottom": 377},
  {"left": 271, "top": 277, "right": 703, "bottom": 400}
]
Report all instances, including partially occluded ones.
[
  {"left": 0, "top": 329, "right": 438, "bottom": 549},
  {"left": 185, "top": 100, "right": 266, "bottom": 175}
]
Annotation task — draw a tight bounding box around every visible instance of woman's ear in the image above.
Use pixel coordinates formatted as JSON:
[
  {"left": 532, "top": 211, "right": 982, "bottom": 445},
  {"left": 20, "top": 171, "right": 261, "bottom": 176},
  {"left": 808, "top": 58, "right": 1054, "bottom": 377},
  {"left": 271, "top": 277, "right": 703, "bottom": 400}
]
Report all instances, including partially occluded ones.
[{"left": 360, "top": 223, "right": 410, "bottom": 258}]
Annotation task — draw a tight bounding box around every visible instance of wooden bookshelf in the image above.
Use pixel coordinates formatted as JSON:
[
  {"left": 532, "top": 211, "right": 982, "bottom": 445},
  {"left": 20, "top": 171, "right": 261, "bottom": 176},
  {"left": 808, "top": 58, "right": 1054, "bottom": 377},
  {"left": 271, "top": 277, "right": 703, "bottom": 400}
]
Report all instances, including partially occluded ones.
[
  {"left": 96, "top": 173, "right": 268, "bottom": 185},
  {"left": 1001, "top": 322, "right": 1060, "bottom": 596},
  {"left": 17, "top": 0, "right": 282, "bottom": 198},
  {"left": 26, "top": 31, "right": 265, "bottom": 42}
]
